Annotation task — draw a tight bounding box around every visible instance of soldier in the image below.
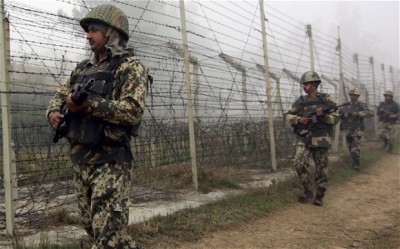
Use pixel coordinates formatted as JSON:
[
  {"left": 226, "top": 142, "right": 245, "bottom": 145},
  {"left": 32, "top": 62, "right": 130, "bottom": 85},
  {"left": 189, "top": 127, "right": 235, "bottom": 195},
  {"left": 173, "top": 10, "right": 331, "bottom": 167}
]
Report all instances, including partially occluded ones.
[
  {"left": 377, "top": 90, "right": 400, "bottom": 153},
  {"left": 46, "top": 4, "right": 148, "bottom": 249},
  {"left": 286, "top": 71, "right": 339, "bottom": 206},
  {"left": 339, "top": 88, "right": 374, "bottom": 171}
]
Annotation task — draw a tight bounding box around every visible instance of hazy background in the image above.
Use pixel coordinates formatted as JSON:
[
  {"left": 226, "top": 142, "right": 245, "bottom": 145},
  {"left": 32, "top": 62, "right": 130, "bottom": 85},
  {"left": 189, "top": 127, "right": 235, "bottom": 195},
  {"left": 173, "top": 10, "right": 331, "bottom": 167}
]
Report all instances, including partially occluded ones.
[
  {"left": 1, "top": 0, "right": 398, "bottom": 235},
  {"left": 9, "top": 0, "right": 399, "bottom": 70},
  {"left": 267, "top": 1, "right": 399, "bottom": 70}
]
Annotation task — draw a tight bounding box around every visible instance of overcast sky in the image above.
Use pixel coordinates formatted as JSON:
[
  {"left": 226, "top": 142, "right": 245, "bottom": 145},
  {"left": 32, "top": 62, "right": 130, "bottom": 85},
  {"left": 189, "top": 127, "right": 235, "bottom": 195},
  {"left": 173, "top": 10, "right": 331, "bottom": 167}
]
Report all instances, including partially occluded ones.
[
  {"left": 8, "top": 0, "right": 400, "bottom": 71},
  {"left": 267, "top": 0, "right": 399, "bottom": 70}
]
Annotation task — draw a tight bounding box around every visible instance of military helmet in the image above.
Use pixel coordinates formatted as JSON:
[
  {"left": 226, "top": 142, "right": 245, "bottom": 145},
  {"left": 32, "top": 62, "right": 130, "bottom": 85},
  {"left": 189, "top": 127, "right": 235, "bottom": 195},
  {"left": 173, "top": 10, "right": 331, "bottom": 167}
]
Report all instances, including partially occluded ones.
[
  {"left": 349, "top": 88, "right": 361, "bottom": 96},
  {"left": 383, "top": 90, "right": 394, "bottom": 97},
  {"left": 300, "top": 71, "right": 321, "bottom": 84},
  {"left": 80, "top": 4, "right": 129, "bottom": 41}
]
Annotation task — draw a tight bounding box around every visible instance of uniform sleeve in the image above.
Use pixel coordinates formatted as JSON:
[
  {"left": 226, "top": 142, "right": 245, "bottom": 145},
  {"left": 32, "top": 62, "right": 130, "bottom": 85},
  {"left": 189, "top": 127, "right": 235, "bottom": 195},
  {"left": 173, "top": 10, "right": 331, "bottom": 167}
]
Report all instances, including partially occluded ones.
[
  {"left": 89, "top": 57, "right": 148, "bottom": 126},
  {"left": 377, "top": 102, "right": 384, "bottom": 115},
  {"left": 285, "top": 99, "right": 300, "bottom": 125},
  {"left": 395, "top": 102, "right": 400, "bottom": 115},
  {"left": 45, "top": 79, "right": 71, "bottom": 119}
]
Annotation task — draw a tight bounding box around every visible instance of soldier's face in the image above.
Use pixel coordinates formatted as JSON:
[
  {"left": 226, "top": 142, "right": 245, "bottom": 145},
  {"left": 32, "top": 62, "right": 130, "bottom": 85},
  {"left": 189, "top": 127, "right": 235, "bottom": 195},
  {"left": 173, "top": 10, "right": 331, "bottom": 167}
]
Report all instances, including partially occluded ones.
[
  {"left": 86, "top": 25, "right": 107, "bottom": 53},
  {"left": 302, "top": 82, "right": 316, "bottom": 94},
  {"left": 349, "top": 95, "right": 359, "bottom": 102},
  {"left": 384, "top": 95, "right": 392, "bottom": 102}
]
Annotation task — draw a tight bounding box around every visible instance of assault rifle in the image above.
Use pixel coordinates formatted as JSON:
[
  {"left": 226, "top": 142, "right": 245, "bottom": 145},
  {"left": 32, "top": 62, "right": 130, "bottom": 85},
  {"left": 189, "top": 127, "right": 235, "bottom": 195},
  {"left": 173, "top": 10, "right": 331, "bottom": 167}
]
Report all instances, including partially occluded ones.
[
  {"left": 378, "top": 107, "right": 396, "bottom": 117},
  {"left": 52, "top": 80, "right": 94, "bottom": 143},
  {"left": 293, "top": 102, "right": 349, "bottom": 137},
  {"left": 377, "top": 107, "right": 400, "bottom": 123},
  {"left": 340, "top": 105, "right": 357, "bottom": 118},
  {"left": 339, "top": 103, "right": 365, "bottom": 130}
]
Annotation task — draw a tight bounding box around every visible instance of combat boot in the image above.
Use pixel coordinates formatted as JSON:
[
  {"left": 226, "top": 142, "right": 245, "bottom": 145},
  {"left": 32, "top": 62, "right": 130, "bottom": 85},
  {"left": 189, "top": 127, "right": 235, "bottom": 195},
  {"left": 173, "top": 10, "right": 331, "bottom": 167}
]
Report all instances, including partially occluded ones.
[
  {"left": 352, "top": 162, "right": 360, "bottom": 171},
  {"left": 382, "top": 139, "right": 389, "bottom": 150},
  {"left": 298, "top": 183, "right": 313, "bottom": 203},
  {"left": 387, "top": 143, "right": 394, "bottom": 153},
  {"left": 313, "top": 187, "right": 326, "bottom": 206}
]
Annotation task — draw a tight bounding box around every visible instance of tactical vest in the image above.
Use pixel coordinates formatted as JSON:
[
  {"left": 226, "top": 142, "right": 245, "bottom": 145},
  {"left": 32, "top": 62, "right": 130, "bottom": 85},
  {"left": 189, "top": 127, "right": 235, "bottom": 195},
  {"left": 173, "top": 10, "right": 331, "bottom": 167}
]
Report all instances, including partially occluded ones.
[
  {"left": 339, "top": 101, "right": 365, "bottom": 131},
  {"left": 295, "top": 93, "right": 334, "bottom": 148},
  {"left": 378, "top": 101, "right": 400, "bottom": 124},
  {"left": 66, "top": 53, "right": 134, "bottom": 148}
]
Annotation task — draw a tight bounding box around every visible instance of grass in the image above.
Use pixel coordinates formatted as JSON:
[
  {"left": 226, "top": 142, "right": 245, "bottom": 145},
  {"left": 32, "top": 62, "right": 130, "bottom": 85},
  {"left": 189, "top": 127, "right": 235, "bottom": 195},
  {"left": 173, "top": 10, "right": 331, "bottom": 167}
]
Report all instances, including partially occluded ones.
[
  {"left": 329, "top": 146, "right": 384, "bottom": 183},
  {"left": 10, "top": 142, "right": 396, "bottom": 249},
  {"left": 11, "top": 234, "right": 77, "bottom": 249},
  {"left": 129, "top": 179, "right": 297, "bottom": 248},
  {"left": 50, "top": 208, "right": 79, "bottom": 226}
]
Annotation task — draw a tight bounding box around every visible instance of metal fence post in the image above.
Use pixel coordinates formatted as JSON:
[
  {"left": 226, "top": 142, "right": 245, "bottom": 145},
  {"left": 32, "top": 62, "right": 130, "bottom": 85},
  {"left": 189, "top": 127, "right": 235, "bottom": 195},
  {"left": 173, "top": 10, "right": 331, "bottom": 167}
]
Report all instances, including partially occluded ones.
[{"left": 0, "top": 1, "right": 16, "bottom": 236}]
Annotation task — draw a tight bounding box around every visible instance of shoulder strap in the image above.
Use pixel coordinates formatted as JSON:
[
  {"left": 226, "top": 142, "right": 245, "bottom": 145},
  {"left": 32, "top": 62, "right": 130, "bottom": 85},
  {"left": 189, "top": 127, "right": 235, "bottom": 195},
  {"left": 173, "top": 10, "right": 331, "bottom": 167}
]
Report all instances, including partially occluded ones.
[
  {"left": 77, "top": 59, "right": 90, "bottom": 69},
  {"left": 69, "top": 59, "right": 90, "bottom": 84},
  {"left": 317, "top": 92, "right": 328, "bottom": 101}
]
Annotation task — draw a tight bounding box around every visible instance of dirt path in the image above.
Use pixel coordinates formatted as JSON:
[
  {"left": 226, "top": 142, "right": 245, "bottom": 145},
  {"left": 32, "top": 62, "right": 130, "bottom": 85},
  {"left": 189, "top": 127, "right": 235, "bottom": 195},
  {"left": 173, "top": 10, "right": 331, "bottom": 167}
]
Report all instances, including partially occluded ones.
[{"left": 175, "top": 153, "right": 400, "bottom": 249}]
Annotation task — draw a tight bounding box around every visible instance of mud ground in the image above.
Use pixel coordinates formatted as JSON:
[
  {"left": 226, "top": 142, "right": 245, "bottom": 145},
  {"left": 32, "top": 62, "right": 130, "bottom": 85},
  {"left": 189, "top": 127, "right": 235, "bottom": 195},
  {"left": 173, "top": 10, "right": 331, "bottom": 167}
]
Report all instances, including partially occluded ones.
[{"left": 173, "top": 152, "right": 400, "bottom": 249}]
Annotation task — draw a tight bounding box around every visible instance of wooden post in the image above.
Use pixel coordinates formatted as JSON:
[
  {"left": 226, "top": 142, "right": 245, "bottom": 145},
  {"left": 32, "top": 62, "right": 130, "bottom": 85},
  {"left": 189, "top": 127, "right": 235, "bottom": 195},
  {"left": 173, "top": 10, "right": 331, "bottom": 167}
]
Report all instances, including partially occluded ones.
[
  {"left": 369, "top": 57, "right": 378, "bottom": 136},
  {"left": 306, "top": 24, "right": 315, "bottom": 72},
  {"left": 389, "top": 66, "right": 395, "bottom": 99},
  {"left": 381, "top": 64, "right": 386, "bottom": 93},
  {"left": 259, "top": 0, "right": 277, "bottom": 171},
  {"left": 179, "top": 0, "right": 198, "bottom": 189},
  {"left": 336, "top": 30, "right": 346, "bottom": 151},
  {"left": 0, "top": 3, "right": 15, "bottom": 235},
  {"left": 193, "top": 63, "right": 200, "bottom": 122}
]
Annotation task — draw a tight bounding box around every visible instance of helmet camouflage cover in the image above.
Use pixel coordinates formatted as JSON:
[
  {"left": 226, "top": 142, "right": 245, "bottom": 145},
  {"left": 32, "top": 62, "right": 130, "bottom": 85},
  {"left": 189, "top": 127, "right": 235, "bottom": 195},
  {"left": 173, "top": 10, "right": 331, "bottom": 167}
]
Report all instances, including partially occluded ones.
[
  {"left": 300, "top": 71, "right": 321, "bottom": 84},
  {"left": 349, "top": 88, "right": 361, "bottom": 96},
  {"left": 80, "top": 4, "right": 129, "bottom": 41},
  {"left": 383, "top": 90, "right": 394, "bottom": 97}
]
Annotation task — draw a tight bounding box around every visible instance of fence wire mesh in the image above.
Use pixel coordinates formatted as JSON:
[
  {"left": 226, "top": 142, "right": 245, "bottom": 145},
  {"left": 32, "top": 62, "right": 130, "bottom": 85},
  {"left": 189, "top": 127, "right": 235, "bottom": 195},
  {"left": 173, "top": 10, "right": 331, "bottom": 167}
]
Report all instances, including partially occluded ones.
[{"left": 0, "top": 0, "right": 396, "bottom": 238}]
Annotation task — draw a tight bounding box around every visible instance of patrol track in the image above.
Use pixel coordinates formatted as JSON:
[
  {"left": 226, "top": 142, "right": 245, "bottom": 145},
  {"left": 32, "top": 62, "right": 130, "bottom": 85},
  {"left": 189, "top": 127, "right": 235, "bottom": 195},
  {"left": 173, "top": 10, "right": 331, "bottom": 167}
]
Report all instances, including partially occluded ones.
[{"left": 173, "top": 151, "right": 400, "bottom": 248}]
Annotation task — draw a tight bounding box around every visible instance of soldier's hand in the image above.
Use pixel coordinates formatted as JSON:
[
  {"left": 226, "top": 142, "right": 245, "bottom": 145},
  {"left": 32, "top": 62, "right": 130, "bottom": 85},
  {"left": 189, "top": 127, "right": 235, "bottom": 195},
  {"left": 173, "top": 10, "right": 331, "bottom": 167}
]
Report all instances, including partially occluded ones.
[
  {"left": 49, "top": 112, "right": 63, "bottom": 130},
  {"left": 66, "top": 93, "right": 89, "bottom": 113},
  {"left": 389, "top": 114, "right": 397, "bottom": 119},
  {"left": 315, "top": 107, "right": 324, "bottom": 116},
  {"left": 351, "top": 112, "right": 359, "bottom": 117},
  {"left": 298, "top": 117, "right": 311, "bottom": 125}
]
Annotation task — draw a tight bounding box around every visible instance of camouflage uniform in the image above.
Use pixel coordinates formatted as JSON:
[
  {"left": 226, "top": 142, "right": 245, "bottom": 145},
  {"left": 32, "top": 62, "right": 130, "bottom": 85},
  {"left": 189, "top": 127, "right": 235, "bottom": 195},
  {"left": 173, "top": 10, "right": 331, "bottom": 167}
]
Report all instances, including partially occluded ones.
[
  {"left": 46, "top": 4, "right": 148, "bottom": 249},
  {"left": 339, "top": 98, "right": 374, "bottom": 169},
  {"left": 286, "top": 93, "right": 338, "bottom": 190},
  {"left": 286, "top": 71, "right": 339, "bottom": 206},
  {"left": 377, "top": 91, "right": 400, "bottom": 152}
]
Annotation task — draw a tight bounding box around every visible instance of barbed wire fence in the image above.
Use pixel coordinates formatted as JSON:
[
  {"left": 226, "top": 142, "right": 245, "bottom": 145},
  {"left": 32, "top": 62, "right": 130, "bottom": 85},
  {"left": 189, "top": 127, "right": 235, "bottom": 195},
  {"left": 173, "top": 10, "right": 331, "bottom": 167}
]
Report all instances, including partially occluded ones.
[{"left": 0, "top": 0, "right": 398, "bottom": 239}]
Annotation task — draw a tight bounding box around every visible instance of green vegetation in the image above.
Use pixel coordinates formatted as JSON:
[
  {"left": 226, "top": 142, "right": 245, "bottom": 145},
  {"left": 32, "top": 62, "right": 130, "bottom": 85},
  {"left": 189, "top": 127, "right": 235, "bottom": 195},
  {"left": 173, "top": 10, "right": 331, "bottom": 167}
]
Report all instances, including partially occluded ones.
[
  {"left": 130, "top": 179, "right": 297, "bottom": 247},
  {"left": 329, "top": 146, "right": 384, "bottom": 183}
]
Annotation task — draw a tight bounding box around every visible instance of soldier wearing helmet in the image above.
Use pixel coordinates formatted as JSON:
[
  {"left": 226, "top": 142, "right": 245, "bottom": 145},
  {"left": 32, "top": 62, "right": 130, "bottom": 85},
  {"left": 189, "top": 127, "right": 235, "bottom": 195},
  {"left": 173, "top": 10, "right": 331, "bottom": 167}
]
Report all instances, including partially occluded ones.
[
  {"left": 286, "top": 71, "right": 339, "bottom": 206},
  {"left": 377, "top": 90, "right": 400, "bottom": 153},
  {"left": 339, "top": 88, "right": 374, "bottom": 171},
  {"left": 46, "top": 4, "right": 148, "bottom": 249}
]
